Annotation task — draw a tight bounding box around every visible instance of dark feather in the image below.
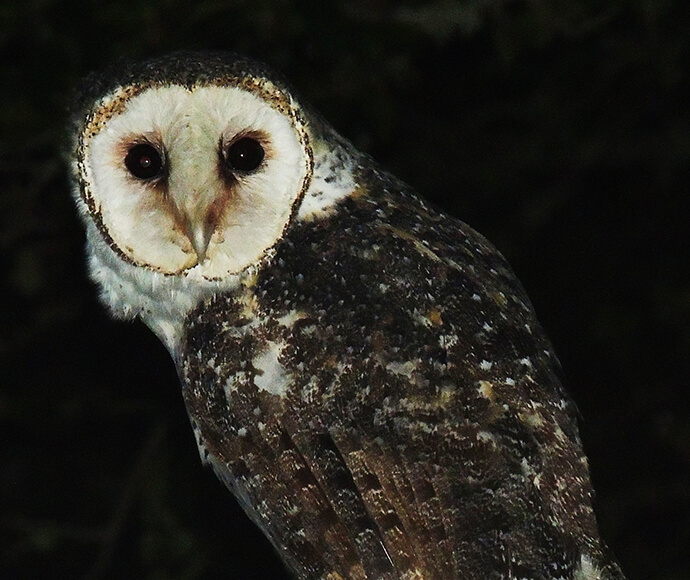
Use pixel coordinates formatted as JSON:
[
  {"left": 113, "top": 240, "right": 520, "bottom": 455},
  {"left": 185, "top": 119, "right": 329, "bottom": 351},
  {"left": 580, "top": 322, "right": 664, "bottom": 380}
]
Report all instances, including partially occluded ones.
[{"left": 179, "top": 170, "right": 625, "bottom": 579}]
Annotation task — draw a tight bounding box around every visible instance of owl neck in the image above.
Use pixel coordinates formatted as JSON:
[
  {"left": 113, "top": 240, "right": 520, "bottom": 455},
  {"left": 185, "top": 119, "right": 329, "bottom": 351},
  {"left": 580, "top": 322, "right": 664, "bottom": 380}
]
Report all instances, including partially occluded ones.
[{"left": 85, "top": 220, "right": 246, "bottom": 359}]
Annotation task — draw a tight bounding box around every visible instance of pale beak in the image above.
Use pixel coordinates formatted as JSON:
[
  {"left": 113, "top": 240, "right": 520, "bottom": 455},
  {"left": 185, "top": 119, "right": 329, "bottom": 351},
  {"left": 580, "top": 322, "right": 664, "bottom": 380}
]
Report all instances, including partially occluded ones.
[
  {"left": 185, "top": 217, "right": 215, "bottom": 263},
  {"left": 164, "top": 133, "right": 227, "bottom": 265},
  {"left": 168, "top": 195, "right": 219, "bottom": 265}
]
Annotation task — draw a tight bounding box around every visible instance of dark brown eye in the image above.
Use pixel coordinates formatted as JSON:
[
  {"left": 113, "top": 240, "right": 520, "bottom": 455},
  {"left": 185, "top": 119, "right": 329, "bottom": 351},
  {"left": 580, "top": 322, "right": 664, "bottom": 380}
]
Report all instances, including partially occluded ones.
[
  {"left": 225, "top": 137, "right": 265, "bottom": 173},
  {"left": 125, "top": 143, "right": 164, "bottom": 180}
]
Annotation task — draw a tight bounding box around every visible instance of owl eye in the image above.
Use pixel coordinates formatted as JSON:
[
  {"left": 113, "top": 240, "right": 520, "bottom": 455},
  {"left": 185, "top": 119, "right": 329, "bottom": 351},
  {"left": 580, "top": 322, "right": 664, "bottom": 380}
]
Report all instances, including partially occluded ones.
[
  {"left": 224, "top": 137, "right": 265, "bottom": 173},
  {"left": 125, "top": 143, "right": 164, "bottom": 180}
]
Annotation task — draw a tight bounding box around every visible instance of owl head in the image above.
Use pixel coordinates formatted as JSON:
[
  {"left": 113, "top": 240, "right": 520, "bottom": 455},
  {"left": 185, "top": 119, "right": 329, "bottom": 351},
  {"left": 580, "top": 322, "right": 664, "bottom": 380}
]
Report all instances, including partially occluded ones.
[{"left": 69, "top": 52, "right": 357, "bottom": 351}]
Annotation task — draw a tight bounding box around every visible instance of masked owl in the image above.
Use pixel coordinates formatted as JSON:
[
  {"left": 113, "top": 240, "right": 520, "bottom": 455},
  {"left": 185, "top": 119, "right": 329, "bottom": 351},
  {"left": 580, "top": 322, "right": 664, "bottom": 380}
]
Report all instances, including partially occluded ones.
[{"left": 69, "top": 51, "right": 625, "bottom": 580}]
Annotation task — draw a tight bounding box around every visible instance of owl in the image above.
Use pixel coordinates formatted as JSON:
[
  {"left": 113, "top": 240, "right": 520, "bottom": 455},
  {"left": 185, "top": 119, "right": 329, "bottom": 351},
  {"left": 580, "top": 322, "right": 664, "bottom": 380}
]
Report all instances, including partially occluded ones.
[{"left": 69, "top": 52, "right": 625, "bottom": 580}]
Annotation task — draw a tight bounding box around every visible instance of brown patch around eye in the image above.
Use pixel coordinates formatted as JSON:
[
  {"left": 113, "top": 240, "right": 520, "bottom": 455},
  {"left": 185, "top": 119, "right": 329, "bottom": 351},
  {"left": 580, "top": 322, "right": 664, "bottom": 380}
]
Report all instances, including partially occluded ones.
[
  {"left": 218, "top": 130, "right": 272, "bottom": 183},
  {"left": 206, "top": 187, "right": 233, "bottom": 234},
  {"left": 117, "top": 134, "right": 168, "bottom": 190}
]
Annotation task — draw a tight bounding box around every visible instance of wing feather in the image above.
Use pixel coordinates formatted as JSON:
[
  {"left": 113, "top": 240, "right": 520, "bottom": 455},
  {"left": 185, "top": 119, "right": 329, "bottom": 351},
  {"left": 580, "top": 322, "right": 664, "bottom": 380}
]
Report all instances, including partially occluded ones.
[{"left": 179, "top": 177, "right": 626, "bottom": 579}]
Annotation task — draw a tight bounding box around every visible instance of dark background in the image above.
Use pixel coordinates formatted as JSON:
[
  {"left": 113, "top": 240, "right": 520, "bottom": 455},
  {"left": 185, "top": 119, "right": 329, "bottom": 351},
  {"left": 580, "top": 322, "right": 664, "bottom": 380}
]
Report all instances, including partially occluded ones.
[{"left": 2, "top": 1, "right": 689, "bottom": 579}]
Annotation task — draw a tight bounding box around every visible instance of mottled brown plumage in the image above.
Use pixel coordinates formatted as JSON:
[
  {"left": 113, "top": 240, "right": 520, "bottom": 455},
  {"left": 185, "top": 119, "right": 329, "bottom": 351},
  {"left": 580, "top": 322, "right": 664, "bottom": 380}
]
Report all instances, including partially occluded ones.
[
  {"left": 179, "top": 176, "right": 623, "bottom": 579},
  {"left": 70, "top": 52, "right": 625, "bottom": 579}
]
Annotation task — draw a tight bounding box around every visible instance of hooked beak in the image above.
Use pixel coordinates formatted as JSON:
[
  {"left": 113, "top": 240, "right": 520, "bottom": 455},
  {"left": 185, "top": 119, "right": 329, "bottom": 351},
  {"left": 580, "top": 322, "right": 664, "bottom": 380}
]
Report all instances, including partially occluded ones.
[
  {"left": 163, "top": 129, "right": 228, "bottom": 266},
  {"left": 168, "top": 192, "right": 221, "bottom": 265},
  {"left": 184, "top": 217, "right": 215, "bottom": 263}
]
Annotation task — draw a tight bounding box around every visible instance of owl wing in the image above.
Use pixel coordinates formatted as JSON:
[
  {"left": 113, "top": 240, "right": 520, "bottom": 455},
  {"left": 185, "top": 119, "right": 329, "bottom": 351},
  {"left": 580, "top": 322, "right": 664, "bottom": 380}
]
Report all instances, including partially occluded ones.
[{"left": 179, "top": 181, "right": 625, "bottom": 579}]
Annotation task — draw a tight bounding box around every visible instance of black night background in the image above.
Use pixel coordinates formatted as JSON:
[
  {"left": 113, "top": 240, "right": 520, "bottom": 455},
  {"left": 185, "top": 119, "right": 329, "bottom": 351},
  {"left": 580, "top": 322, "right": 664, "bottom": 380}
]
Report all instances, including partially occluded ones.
[{"left": 1, "top": 2, "right": 689, "bottom": 578}]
